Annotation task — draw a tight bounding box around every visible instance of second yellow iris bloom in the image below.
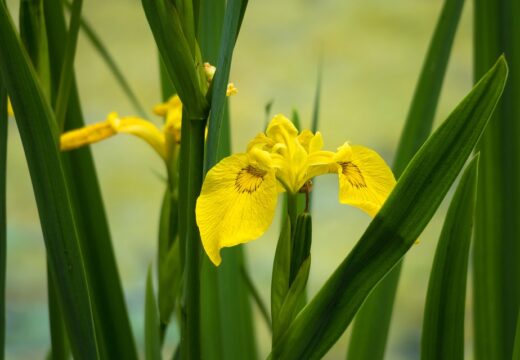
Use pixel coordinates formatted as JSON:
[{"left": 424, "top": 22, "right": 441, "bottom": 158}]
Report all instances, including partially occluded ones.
[{"left": 196, "top": 115, "right": 396, "bottom": 265}]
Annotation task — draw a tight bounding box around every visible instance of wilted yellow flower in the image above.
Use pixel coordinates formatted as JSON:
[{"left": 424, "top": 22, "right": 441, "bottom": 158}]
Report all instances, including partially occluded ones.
[{"left": 196, "top": 114, "right": 396, "bottom": 265}]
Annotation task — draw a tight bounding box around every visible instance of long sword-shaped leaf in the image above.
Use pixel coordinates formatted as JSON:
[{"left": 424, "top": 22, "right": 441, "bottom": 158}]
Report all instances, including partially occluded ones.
[
  {"left": 0, "top": 83, "right": 6, "bottom": 360},
  {"left": 54, "top": 0, "right": 82, "bottom": 129},
  {"left": 0, "top": 3, "right": 98, "bottom": 358},
  {"left": 47, "top": 265, "right": 70, "bottom": 360},
  {"left": 347, "top": 0, "right": 465, "bottom": 358},
  {"left": 141, "top": 0, "right": 207, "bottom": 118},
  {"left": 473, "top": 1, "right": 520, "bottom": 359},
  {"left": 204, "top": 0, "right": 248, "bottom": 172},
  {"left": 43, "top": 0, "right": 138, "bottom": 358},
  {"left": 421, "top": 155, "right": 478, "bottom": 360},
  {"left": 198, "top": 1, "right": 257, "bottom": 359},
  {"left": 271, "top": 56, "right": 507, "bottom": 360},
  {"left": 145, "top": 267, "right": 161, "bottom": 360}
]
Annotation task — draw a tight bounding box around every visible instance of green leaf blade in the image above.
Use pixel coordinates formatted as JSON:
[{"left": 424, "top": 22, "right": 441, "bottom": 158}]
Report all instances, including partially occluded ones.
[
  {"left": 145, "top": 267, "right": 161, "bottom": 360},
  {"left": 348, "top": 0, "right": 467, "bottom": 357},
  {"left": 421, "top": 155, "right": 479, "bottom": 360},
  {"left": 271, "top": 56, "right": 507, "bottom": 360},
  {"left": 0, "top": 2, "right": 98, "bottom": 358}
]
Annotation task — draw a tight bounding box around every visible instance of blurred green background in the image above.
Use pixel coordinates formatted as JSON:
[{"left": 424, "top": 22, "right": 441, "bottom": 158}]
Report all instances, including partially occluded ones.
[{"left": 5, "top": 0, "right": 474, "bottom": 358}]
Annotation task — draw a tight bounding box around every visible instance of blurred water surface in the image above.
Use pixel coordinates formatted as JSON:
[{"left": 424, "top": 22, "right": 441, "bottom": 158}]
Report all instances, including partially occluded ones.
[{"left": 5, "top": 0, "right": 474, "bottom": 358}]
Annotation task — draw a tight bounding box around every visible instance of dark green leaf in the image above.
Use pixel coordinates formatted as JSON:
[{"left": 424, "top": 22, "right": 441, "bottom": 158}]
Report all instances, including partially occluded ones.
[
  {"left": 473, "top": 1, "right": 520, "bottom": 359},
  {"left": 141, "top": 0, "right": 207, "bottom": 119},
  {"left": 204, "top": 0, "right": 248, "bottom": 172},
  {"left": 271, "top": 56, "right": 507, "bottom": 360},
  {"left": 0, "top": 2, "right": 98, "bottom": 358},
  {"left": 145, "top": 267, "right": 161, "bottom": 360},
  {"left": 44, "top": 0, "right": 139, "bottom": 357},
  {"left": 47, "top": 265, "right": 70, "bottom": 360},
  {"left": 421, "top": 155, "right": 478, "bottom": 360},
  {"left": 348, "top": 0, "right": 466, "bottom": 357},
  {"left": 54, "top": 0, "right": 82, "bottom": 129}
]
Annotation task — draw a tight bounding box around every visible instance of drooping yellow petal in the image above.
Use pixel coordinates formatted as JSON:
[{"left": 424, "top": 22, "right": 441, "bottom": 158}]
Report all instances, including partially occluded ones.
[
  {"left": 60, "top": 112, "right": 166, "bottom": 159},
  {"left": 196, "top": 153, "right": 279, "bottom": 266},
  {"left": 107, "top": 113, "right": 166, "bottom": 159},
  {"left": 335, "top": 144, "right": 396, "bottom": 217},
  {"left": 60, "top": 121, "right": 116, "bottom": 151}
]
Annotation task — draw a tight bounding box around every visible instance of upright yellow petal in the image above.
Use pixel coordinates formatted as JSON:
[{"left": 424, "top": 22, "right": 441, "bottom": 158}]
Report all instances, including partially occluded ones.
[
  {"left": 335, "top": 144, "right": 396, "bottom": 217},
  {"left": 60, "top": 121, "right": 116, "bottom": 151},
  {"left": 196, "top": 154, "right": 279, "bottom": 265}
]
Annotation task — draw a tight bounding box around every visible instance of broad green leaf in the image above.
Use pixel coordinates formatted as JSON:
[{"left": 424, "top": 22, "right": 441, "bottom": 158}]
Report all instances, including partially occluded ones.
[
  {"left": 0, "top": 83, "right": 6, "bottom": 360},
  {"left": 0, "top": 2, "right": 98, "bottom": 358},
  {"left": 145, "top": 267, "right": 161, "bottom": 360},
  {"left": 141, "top": 0, "right": 207, "bottom": 119},
  {"left": 421, "top": 155, "right": 479, "bottom": 360},
  {"left": 43, "top": 0, "right": 138, "bottom": 357},
  {"left": 348, "top": 0, "right": 466, "bottom": 358},
  {"left": 275, "top": 256, "right": 311, "bottom": 347},
  {"left": 473, "top": 1, "right": 520, "bottom": 359},
  {"left": 271, "top": 216, "right": 292, "bottom": 337},
  {"left": 271, "top": 56, "right": 507, "bottom": 360}
]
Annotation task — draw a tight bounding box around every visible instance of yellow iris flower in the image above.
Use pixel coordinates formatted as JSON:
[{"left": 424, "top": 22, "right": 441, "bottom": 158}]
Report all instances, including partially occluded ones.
[
  {"left": 60, "top": 84, "right": 238, "bottom": 161},
  {"left": 196, "top": 114, "right": 396, "bottom": 265}
]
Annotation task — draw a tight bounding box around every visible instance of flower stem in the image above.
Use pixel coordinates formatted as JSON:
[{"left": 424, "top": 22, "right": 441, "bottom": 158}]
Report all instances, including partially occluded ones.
[
  {"left": 287, "top": 193, "right": 298, "bottom": 237},
  {"left": 180, "top": 117, "right": 206, "bottom": 360}
]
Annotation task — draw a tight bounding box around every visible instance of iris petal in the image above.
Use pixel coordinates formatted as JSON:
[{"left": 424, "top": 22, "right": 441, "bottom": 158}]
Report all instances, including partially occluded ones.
[
  {"left": 336, "top": 144, "right": 396, "bottom": 216},
  {"left": 196, "top": 154, "right": 278, "bottom": 265}
]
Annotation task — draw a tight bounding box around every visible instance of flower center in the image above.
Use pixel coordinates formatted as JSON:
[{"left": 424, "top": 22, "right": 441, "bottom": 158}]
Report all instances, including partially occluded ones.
[
  {"left": 235, "top": 165, "right": 267, "bottom": 194},
  {"left": 339, "top": 162, "right": 367, "bottom": 189}
]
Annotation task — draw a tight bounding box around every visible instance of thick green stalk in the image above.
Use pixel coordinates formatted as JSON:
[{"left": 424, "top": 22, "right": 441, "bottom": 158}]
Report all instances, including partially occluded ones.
[
  {"left": 514, "top": 312, "right": 520, "bottom": 360},
  {"left": 473, "top": 1, "right": 520, "bottom": 359},
  {"left": 0, "top": 84, "right": 6, "bottom": 360},
  {"left": 180, "top": 116, "right": 206, "bottom": 360},
  {"left": 347, "top": 0, "right": 465, "bottom": 358}
]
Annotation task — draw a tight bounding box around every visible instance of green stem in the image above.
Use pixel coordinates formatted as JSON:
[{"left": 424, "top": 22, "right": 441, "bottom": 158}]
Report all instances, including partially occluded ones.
[
  {"left": 181, "top": 118, "right": 206, "bottom": 360},
  {"left": 287, "top": 193, "right": 298, "bottom": 237}
]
